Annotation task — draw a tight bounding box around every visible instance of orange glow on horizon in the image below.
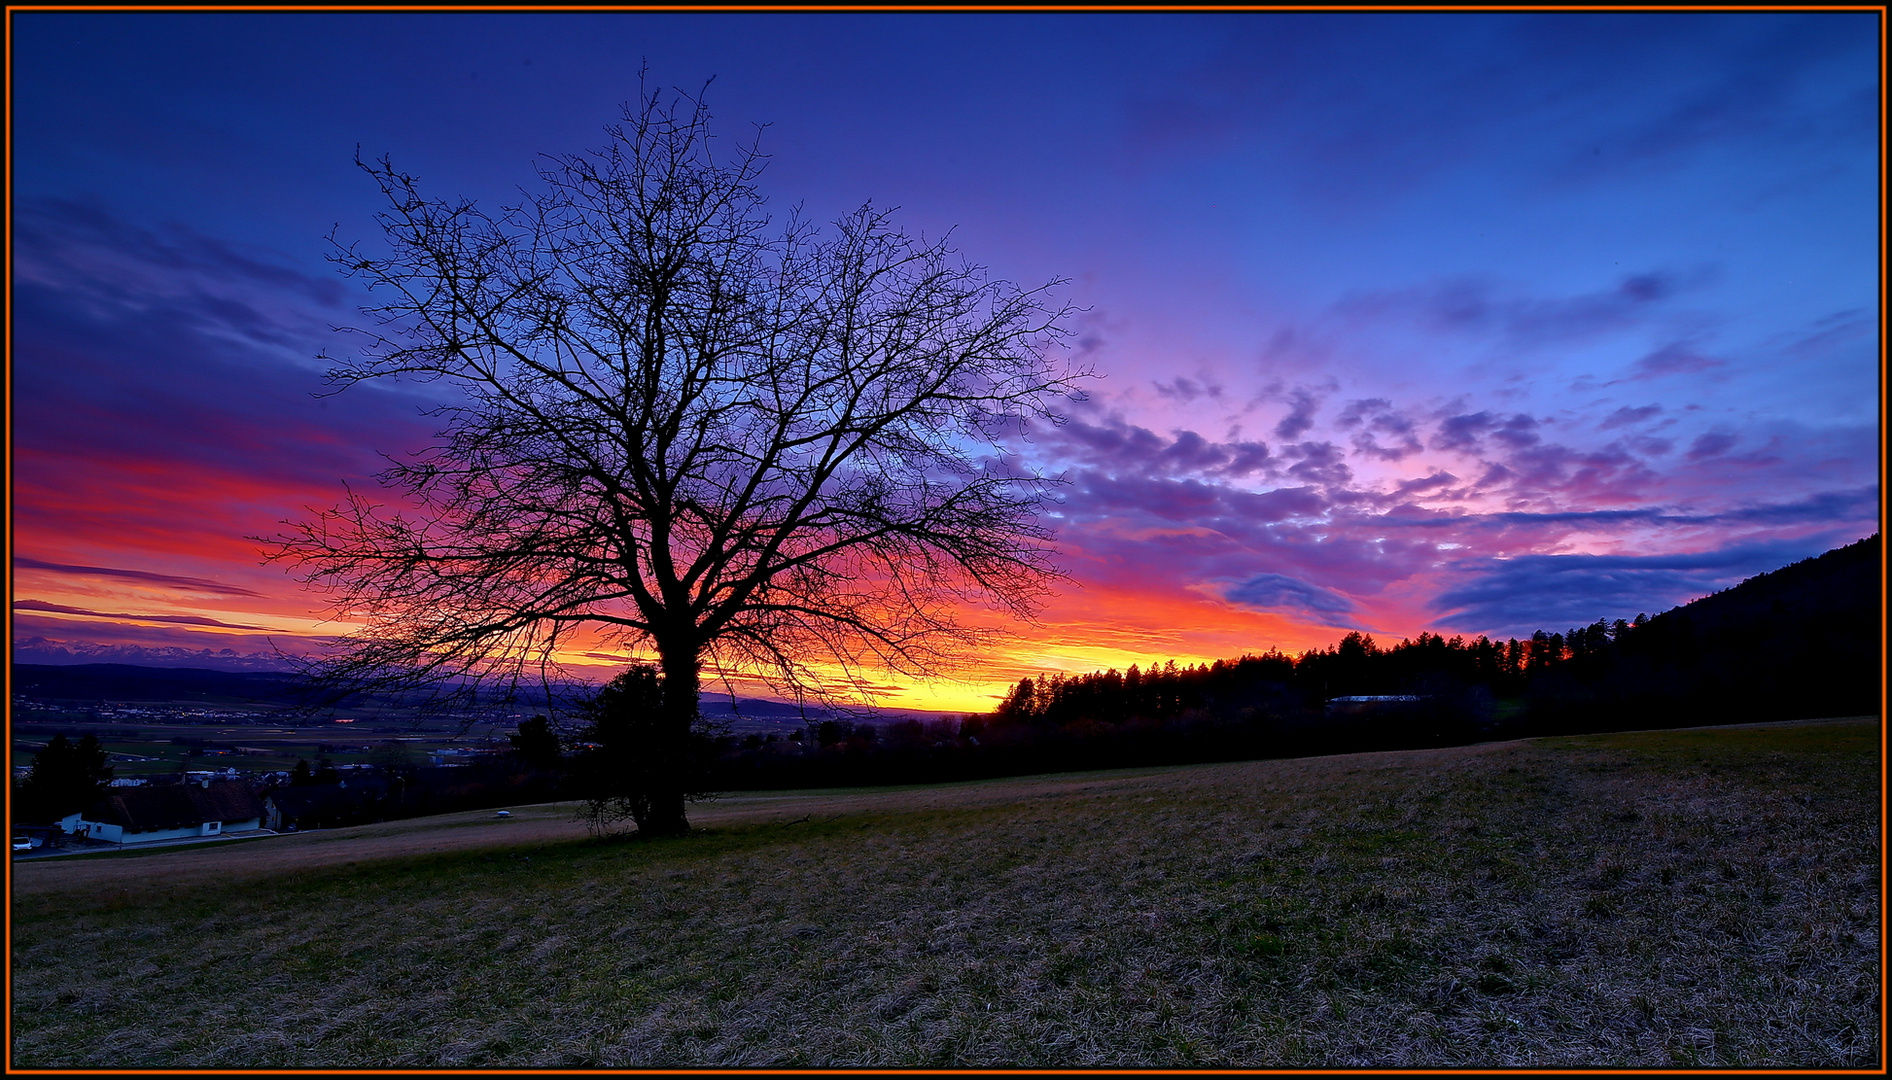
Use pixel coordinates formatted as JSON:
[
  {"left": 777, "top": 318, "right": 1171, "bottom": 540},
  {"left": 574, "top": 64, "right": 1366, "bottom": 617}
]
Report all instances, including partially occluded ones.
[{"left": 16, "top": 464, "right": 1657, "bottom": 717}]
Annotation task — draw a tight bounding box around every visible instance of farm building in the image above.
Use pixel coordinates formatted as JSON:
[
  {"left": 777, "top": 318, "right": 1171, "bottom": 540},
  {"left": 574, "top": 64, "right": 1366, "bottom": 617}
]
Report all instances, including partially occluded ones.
[
  {"left": 76, "top": 780, "right": 266, "bottom": 844},
  {"left": 1325, "top": 694, "right": 1427, "bottom": 717}
]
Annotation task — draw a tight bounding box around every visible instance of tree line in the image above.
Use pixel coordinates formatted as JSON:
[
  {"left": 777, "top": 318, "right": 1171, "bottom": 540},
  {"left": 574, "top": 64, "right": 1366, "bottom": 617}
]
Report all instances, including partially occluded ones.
[
  {"left": 702, "top": 532, "right": 1882, "bottom": 790},
  {"left": 16, "top": 535, "right": 1875, "bottom": 834},
  {"left": 286, "top": 531, "right": 1890, "bottom": 817},
  {"left": 494, "top": 532, "right": 1877, "bottom": 806}
]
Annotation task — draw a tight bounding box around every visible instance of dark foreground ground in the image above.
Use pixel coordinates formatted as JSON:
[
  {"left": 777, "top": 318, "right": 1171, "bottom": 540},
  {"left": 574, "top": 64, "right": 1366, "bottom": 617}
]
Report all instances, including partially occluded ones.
[{"left": 10, "top": 716, "right": 1880, "bottom": 1068}]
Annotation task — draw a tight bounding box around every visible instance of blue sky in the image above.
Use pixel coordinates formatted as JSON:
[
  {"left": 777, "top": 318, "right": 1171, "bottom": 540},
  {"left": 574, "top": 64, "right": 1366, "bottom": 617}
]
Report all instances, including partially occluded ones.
[{"left": 10, "top": 11, "right": 1880, "bottom": 704}]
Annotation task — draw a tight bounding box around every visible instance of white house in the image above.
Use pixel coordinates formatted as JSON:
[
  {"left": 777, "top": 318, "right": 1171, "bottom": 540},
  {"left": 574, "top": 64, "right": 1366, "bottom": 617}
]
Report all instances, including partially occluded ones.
[{"left": 76, "top": 780, "right": 266, "bottom": 844}]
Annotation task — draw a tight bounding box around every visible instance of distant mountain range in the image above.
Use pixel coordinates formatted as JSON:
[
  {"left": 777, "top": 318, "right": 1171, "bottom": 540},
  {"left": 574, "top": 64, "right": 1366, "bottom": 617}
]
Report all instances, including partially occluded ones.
[{"left": 10, "top": 638, "right": 296, "bottom": 671}]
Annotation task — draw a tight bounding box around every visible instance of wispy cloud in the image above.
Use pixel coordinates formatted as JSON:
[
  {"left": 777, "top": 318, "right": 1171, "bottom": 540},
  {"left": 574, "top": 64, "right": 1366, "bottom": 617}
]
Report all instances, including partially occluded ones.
[
  {"left": 1685, "top": 432, "right": 1739, "bottom": 460},
  {"left": 13, "top": 599, "right": 276, "bottom": 631},
  {"left": 1599, "top": 404, "right": 1664, "bottom": 430},
  {"left": 1222, "top": 572, "right": 1363, "bottom": 627},
  {"left": 1627, "top": 339, "right": 1724, "bottom": 380},
  {"left": 12, "top": 556, "right": 264, "bottom": 597},
  {"left": 1273, "top": 387, "right": 1324, "bottom": 441},
  {"left": 1039, "top": 416, "right": 1274, "bottom": 480}
]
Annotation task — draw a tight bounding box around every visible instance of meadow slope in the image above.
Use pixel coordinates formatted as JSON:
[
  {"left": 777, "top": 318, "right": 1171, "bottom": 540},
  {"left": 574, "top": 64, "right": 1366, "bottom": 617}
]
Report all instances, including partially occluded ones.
[{"left": 10, "top": 717, "right": 1880, "bottom": 1069}]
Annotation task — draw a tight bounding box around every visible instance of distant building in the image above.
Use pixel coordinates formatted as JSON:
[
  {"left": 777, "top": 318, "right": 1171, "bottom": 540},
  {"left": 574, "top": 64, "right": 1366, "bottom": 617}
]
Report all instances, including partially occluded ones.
[
  {"left": 1327, "top": 695, "right": 1426, "bottom": 703},
  {"left": 183, "top": 768, "right": 243, "bottom": 781},
  {"left": 1325, "top": 695, "right": 1429, "bottom": 717},
  {"left": 76, "top": 781, "right": 266, "bottom": 844}
]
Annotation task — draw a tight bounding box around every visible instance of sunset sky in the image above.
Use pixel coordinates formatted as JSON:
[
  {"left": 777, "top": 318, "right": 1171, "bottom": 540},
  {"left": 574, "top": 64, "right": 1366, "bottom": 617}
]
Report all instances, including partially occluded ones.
[{"left": 10, "top": 12, "right": 1881, "bottom": 713}]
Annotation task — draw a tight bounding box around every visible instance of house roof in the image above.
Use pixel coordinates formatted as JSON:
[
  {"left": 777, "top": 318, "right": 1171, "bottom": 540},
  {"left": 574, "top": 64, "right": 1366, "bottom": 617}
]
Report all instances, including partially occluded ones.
[
  {"left": 85, "top": 781, "right": 266, "bottom": 831},
  {"left": 190, "top": 779, "right": 267, "bottom": 823}
]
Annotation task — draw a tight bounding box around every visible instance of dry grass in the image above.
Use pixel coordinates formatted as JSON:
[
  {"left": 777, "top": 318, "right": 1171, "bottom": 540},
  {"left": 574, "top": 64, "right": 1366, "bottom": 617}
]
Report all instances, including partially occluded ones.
[{"left": 10, "top": 717, "right": 1880, "bottom": 1069}]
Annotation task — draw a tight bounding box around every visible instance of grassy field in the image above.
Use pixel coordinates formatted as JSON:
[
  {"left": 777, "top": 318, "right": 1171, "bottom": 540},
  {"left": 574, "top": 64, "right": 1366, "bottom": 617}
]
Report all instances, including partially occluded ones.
[{"left": 10, "top": 717, "right": 1880, "bottom": 1069}]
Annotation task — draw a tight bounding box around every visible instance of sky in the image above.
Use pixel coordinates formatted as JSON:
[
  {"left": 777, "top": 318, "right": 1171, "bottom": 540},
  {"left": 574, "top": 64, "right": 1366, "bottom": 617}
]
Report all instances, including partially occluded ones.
[{"left": 9, "top": 11, "right": 1882, "bottom": 713}]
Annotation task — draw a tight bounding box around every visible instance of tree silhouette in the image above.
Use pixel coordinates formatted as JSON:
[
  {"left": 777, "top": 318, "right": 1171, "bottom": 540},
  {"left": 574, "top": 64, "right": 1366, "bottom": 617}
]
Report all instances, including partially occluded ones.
[
  {"left": 508, "top": 715, "right": 563, "bottom": 771},
  {"left": 568, "top": 666, "right": 719, "bottom": 836},
  {"left": 267, "top": 82, "right": 1083, "bottom": 835},
  {"left": 14, "top": 733, "right": 113, "bottom": 822}
]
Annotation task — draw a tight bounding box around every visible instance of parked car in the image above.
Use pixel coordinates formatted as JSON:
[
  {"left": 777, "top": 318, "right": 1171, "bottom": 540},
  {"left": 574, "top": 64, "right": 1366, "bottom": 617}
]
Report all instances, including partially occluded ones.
[{"left": 12, "top": 836, "right": 44, "bottom": 851}]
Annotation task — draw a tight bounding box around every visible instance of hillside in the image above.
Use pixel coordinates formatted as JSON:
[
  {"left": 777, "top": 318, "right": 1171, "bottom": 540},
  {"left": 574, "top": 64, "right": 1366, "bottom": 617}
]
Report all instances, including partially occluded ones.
[
  {"left": 10, "top": 664, "right": 310, "bottom": 706},
  {"left": 1662, "top": 534, "right": 1879, "bottom": 630},
  {"left": 11, "top": 717, "right": 1878, "bottom": 1069},
  {"left": 950, "top": 534, "right": 1883, "bottom": 777},
  {"left": 1530, "top": 533, "right": 1882, "bottom": 729}
]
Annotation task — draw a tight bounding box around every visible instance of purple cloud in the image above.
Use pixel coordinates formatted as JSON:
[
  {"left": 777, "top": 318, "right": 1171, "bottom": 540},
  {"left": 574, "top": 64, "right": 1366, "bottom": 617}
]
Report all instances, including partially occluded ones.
[
  {"left": 1430, "top": 536, "right": 1856, "bottom": 638},
  {"left": 1273, "top": 387, "right": 1322, "bottom": 440},
  {"left": 13, "top": 196, "right": 348, "bottom": 309},
  {"left": 1393, "top": 472, "right": 1459, "bottom": 497},
  {"left": 12, "top": 599, "right": 275, "bottom": 632},
  {"left": 1044, "top": 417, "right": 1273, "bottom": 480},
  {"left": 1282, "top": 441, "right": 1353, "bottom": 487},
  {"left": 1783, "top": 309, "right": 1873, "bottom": 360},
  {"left": 1631, "top": 340, "right": 1724, "bottom": 379},
  {"left": 1337, "top": 271, "right": 1690, "bottom": 350},
  {"left": 1685, "top": 432, "right": 1740, "bottom": 460},
  {"left": 1432, "top": 411, "right": 1497, "bottom": 453},
  {"left": 1489, "top": 414, "right": 1542, "bottom": 450},
  {"left": 1501, "top": 442, "right": 1661, "bottom": 504},
  {"left": 1359, "top": 487, "right": 1878, "bottom": 534},
  {"left": 1334, "top": 398, "right": 1423, "bottom": 460},
  {"left": 11, "top": 556, "right": 264, "bottom": 597},
  {"left": 1599, "top": 404, "right": 1664, "bottom": 429},
  {"left": 1334, "top": 398, "right": 1392, "bottom": 427},
  {"left": 1152, "top": 376, "right": 1224, "bottom": 403},
  {"left": 9, "top": 613, "right": 313, "bottom": 664},
  {"left": 1223, "top": 572, "right": 1362, "bottom": 625}
]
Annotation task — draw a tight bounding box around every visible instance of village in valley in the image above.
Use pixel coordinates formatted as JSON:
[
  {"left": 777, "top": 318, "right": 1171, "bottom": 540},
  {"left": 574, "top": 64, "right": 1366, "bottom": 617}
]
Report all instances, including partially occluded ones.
[
  {"left": 10, "top": 670, "right": 917, "bottom": 857},
  {"left": 10, "top": 690, "right": 527, "bottom": 855}
]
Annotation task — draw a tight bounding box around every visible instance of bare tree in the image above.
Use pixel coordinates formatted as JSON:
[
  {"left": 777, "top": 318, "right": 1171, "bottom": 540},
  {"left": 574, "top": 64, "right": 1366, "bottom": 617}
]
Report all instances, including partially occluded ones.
[{"left": 268, "top": 85, "right": 1082, "bottom": 835}]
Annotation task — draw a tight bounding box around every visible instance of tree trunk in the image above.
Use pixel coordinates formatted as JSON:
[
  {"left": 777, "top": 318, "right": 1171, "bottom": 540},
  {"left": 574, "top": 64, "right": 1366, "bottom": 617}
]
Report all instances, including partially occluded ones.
[{"left": 637, "top": 640, "right": 701, "bottom": 837}]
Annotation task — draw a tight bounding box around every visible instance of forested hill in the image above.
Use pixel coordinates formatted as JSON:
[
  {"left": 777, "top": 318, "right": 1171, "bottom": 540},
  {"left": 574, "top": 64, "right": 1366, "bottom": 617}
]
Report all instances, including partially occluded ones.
[
  {"left": 699, "top": 535, "right": 1883, "bottom": 791},
  {"left": 977, "top": 534, "right": 1882, "bottom": 746},
  {"left": 1641, "top": 532, "right": 1878, "bottom": 637},
  {"left": 11, "top": 664, "right": 309, "bottom": 706},
  {"left": 1533, "top": 532, "right": 1881, "bottom": 729}
]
